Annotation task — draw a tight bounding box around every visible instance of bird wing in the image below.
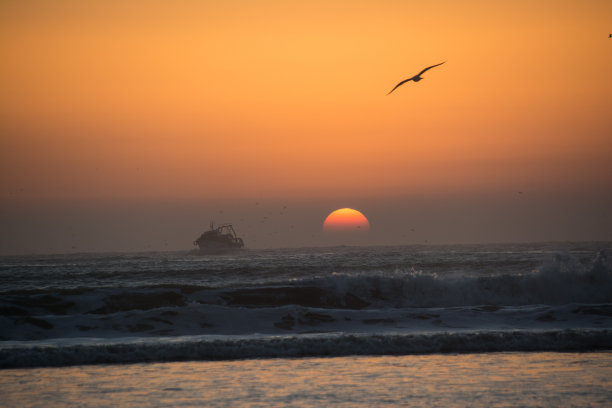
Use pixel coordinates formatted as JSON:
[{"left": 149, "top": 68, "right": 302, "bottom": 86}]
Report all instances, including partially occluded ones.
[
  {"left": 417, "top": 61, "right": 445, "bottom": 76},
  {"left": 387, "top": 78, "right": 413, "bottom": 95}
]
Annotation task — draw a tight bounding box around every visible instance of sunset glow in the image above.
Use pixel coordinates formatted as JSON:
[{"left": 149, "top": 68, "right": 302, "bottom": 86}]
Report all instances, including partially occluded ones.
[{"left": 0, "top": 0, "right": 611, "bottom": 254}]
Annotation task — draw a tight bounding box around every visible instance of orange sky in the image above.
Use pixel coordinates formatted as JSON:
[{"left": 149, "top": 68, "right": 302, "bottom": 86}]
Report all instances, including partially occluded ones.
[{"left": 1, "top": 0, "right": 611, "bottom": 253}]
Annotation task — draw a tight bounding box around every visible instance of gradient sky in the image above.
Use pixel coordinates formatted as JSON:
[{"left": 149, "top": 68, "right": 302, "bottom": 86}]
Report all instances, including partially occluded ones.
[{"left": 1, "top": 0, "right": 611, "bottom": 254}]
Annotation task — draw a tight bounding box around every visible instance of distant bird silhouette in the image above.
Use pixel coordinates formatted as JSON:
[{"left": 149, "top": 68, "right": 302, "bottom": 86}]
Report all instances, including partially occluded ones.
[{"left": 387, "top": 62, "right": 445, "bottom": 95}]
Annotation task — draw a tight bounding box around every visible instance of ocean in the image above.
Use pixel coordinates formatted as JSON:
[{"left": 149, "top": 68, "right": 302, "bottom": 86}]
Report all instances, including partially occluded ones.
[{"left": 1, "top": 242, "right": 611, "bottom": 406}]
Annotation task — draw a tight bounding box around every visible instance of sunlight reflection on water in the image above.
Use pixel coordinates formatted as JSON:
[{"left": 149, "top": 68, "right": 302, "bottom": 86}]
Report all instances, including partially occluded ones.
[{"left": 1, "top": 352, "right": 611, "bottom": 407}]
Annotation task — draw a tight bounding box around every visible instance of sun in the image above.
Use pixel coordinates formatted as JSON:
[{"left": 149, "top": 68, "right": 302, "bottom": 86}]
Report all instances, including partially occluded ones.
[{"left": 323, "top": 208, "right": 370, "bottom": 232}]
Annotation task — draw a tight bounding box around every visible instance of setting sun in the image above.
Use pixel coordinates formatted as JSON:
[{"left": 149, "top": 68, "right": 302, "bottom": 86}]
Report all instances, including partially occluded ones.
[{"left": 323, "top": 208, "right": 370, "bottom": 232}]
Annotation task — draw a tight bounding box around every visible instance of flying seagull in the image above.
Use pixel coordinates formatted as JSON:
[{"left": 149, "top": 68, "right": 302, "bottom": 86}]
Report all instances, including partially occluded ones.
[{"left": 387, "top": 61, "right": 445, "bottom": 95}]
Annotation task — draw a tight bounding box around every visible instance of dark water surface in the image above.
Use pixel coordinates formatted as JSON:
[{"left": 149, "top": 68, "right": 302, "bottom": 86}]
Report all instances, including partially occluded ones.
[{"left": 1, "top": 242, "right": 611, "bottom": 368}]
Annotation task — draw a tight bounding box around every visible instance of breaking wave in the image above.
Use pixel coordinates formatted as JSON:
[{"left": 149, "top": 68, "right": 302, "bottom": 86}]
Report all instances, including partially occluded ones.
[
  {"left": 1, "top": 329, "right": 610, "bottom": 369},
  {"left": 2, "top": 244, "right": 610, "bottom": 368},
  {"left": 218, "top": 250, "right": 612, "bottom": 308}
]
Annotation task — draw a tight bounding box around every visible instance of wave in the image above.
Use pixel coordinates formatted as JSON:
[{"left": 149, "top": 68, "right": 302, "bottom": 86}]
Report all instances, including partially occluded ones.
[
  {"left": 1, "top": 249, "right": 610, "bottom": 342},
  {"left": 219, "top": 250, "right": 612, "bottom": 308},
  {"left": 1, "top": 329, "right": 610, "bottom": 369},
  {"left": 0, "top": 251, "right": 609, "bottom": 315}
]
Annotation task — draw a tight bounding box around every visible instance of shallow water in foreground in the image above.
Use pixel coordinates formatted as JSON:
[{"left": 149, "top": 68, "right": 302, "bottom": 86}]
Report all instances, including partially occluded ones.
[{"left": 2, "top": 352, "right": 610, "bottom": 407}]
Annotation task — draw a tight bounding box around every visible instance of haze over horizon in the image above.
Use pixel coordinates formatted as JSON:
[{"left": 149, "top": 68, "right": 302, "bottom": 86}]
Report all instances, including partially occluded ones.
[{"left": 1, "top": 0, "right": 611, "bottom": 255}]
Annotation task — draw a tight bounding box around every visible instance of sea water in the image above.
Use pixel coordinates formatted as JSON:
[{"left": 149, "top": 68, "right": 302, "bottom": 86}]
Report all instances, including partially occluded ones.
[
  {"left": 1, "top": 243, "right": 611, "bottom": 405},
  {"left": 1, "top": 353, "right": 611, "bottom": 407}
]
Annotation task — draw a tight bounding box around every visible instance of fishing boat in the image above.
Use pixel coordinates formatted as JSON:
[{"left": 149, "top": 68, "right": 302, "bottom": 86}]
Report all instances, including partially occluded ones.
[{"left": 192, "top": 222, "right": 245, "bottom": 254}]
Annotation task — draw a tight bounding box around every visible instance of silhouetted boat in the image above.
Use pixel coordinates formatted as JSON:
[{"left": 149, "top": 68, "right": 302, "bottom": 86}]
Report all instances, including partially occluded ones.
[{"left": 192, "top": 222, "right": 245, "bottom": 254}]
